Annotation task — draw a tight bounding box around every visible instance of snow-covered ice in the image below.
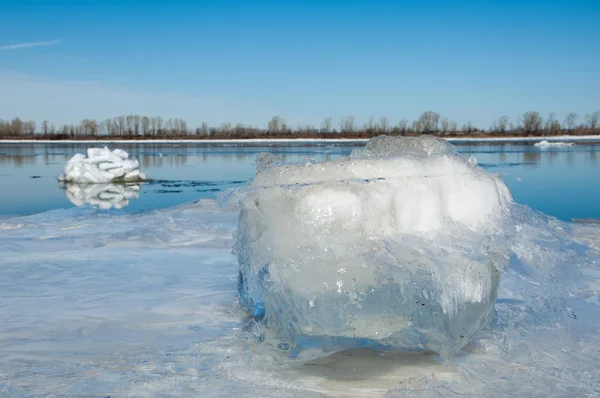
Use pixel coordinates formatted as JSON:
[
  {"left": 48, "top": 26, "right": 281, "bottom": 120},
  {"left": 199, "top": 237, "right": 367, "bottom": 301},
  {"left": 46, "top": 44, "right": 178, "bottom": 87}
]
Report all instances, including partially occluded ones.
[
  {"left": 60, "top": 181, "right": 141, "bottom": 209},
  {"left": 58, "top": 147, "right": 146, "bottom": 183},
  {"left": 0, "top": 135, "right": 599, "bottom": 397},
  {"left": 534, "top": 140, "right": 575, "bottom": 147}
]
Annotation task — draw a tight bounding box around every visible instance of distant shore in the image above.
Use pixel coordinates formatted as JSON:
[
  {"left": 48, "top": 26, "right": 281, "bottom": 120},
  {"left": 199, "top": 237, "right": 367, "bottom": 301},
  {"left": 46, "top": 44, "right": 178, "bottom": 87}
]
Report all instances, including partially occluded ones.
[{"left": 1, "top": 135, "right": 600, "bottom": 145}]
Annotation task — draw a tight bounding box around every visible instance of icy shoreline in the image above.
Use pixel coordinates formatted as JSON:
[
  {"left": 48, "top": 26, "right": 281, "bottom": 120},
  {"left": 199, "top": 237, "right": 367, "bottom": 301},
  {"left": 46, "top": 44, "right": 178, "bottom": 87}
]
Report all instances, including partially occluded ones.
[{"left": 1, "top": 134, "right": 600, "bottom": 145}]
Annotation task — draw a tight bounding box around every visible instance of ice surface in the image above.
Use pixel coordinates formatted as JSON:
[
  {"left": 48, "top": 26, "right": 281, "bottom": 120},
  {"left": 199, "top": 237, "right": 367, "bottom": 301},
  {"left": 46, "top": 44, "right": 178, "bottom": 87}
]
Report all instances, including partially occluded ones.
[
  {"left": 534, "top": 140, "right": 575, "bottom": 147},
  {"left": 232, "top": 135, "right": 514, "bottom": 361},
  {"left": 1, "top": 136, "right": 600, "bottom": 396},
  {"left": 58, "top": 147, "right": 146, "bottom": 183},
  {"left": 0, "top": 197, "right": 599, "bottom": 396},
  {"left": 60, "top": 181, "right": 141, "bottom": 209}
]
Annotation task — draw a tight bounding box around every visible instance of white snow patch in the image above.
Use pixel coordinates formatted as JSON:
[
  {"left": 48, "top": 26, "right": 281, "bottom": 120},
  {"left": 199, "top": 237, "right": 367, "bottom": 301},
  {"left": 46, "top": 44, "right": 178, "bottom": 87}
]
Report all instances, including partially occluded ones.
[{"left": 534, "top": 140, "right": 575, "bottom": 147}]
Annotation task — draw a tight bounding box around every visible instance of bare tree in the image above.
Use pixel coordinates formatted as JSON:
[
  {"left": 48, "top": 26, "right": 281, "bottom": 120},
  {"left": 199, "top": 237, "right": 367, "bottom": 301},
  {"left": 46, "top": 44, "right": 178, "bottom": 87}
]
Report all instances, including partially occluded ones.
[
  {"left": 9, "top": 118, "right": 24, "bottom": 136},
  {"left": 268, "top": 116, "right": 285, "bottom": 134},
  {"left": 234, "top": 123, "right": 246, "bottom": 136},
  {"left": 133, "top": 115, "right": 141, "bottom": 135},
  {"left": 321, "top": 117, "right": 332, "bottom": 134},
  {"left": 180, "top": 119, "right": 188, "bottom": 135},
  {"left": 102, "top": 119, "right": 112, "bottom": 136},
  {"left": 41, "top": 120, "right": 50, "bottom": 135},
  {"left": 440, "top": 118, "right": 449, "bottom": 133},
  {"left": 339, "top": 115, "right": 356, "bottom": 133},
  {"left": 201, "top": 121, "right": 209, "bottom": 136},
  {"left": 366, "top": 115, "right": 375, "bottom": 133},
  {"left": 125, "top": 115, "right": 134, "bottom": 135},
  {"left": 299, "top": 124, "right": 316, "bottom": 135},
  {"left": 80, "top": 119, "right": 98, "bottom": 136},
  {"left": 448, "top": 120, "right": 457, "bottom": 133},
  {"left": 521, "top": 111, "right": 543, "bottom": 134},
  {"left": 23, "top": 121, "right": 36, "bottom": 135},
  {"left": 545, "top": 113, "right": 561, "bottom": 134},
  {"left": 411, "top": 120, "right": 422, "bottom": 134},
  {"left": 150, "top": 117, "right": 157, "bottom": 136},
  {"left": 397, "top": 119, "right": 408, "bottom": 135},
  {"left": 80, "top": 119, "right": 89, "bottom": 135},
  {"left": 418, "top": 111, "right": 440, "bottom": 133},
  {"left": 116, "top": 116, "right": 126, "bottom": 136},
  {"left": 141, "top": 116, "right": 150, "bottom": 136},
  {"left": 156, "top": 117, "right": 163, "bottom": 136},
  {"left": 585, "top": 111, "right": 600, "bottom": 129},
  {"left": 491, "top": 115, "right": 510, "bottom": 133},
  {"left": 379, "top": 116, "right": 389, "bottom": 134},
  {"left": 565, "top": 113, "right": 578, "bottom": 131},
  {"left": 220, "top": 122, "right": 233, "bottom": 135},
  {"left": 461, "top": 122, "right": 473, "bottom": 135}
]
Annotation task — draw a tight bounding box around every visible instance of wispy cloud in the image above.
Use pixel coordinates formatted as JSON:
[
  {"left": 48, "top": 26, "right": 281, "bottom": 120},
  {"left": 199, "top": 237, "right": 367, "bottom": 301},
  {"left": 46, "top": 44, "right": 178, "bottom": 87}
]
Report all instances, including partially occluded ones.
[{"left": 0, "top": 40, "right": 61, "bottom": 51}]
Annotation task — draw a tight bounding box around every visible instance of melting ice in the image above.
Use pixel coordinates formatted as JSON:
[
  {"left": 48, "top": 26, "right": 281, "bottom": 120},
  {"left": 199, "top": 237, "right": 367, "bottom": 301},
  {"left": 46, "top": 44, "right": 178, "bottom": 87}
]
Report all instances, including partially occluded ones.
[
  {"left": 0, "top": 135, "right": 599, "bottom": 397},
  {"left": 233, "top": 135, "right": 514, "bottom": 360}
]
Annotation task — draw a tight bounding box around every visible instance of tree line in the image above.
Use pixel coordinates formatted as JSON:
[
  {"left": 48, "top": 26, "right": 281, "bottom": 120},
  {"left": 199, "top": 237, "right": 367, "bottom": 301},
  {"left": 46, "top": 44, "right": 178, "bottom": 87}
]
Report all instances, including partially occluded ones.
[{"left": 1, "top": 111, "right": 599, "bottom": 140}]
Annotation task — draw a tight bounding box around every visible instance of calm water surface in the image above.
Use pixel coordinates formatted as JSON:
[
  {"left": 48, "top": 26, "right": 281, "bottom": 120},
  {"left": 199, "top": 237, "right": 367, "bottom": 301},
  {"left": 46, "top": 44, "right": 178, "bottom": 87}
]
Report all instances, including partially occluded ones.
[{"left": 0, "top": 142, "right": 598, "bottom": 221}]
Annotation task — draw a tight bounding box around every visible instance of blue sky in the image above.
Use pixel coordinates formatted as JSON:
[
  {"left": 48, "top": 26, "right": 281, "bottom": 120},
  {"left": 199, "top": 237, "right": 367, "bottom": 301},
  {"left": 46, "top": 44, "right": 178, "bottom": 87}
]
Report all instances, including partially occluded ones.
[{"left": 1, "top": 0, "right": 599, "bottom": 129}]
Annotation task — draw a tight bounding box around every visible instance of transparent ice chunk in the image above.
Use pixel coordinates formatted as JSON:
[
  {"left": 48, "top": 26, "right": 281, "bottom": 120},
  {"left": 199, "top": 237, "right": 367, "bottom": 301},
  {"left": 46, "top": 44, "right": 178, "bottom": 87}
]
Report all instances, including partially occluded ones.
[{"left": 232, "top": 135, "right": 513, "bottom": 361}]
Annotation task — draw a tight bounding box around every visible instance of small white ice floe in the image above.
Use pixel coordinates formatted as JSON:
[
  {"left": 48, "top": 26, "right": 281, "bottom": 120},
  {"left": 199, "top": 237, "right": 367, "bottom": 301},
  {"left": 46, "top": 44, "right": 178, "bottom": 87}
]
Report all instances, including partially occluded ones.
[
  {"left": 58, "top": 147, "right": 146, "bottom": 183},
  {"left": 534, "top": 140, "right": 575, "bottom": 147}
]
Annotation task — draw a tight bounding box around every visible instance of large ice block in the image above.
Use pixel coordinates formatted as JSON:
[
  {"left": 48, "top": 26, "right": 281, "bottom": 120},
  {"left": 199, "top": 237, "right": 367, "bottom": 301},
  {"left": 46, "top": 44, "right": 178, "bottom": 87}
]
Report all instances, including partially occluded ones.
[
  {"left": 233, "top": 135, "right": 513, "bottom": 361},
  {"left": 58, "top": 147, "right": 146, "bottom": 183}
]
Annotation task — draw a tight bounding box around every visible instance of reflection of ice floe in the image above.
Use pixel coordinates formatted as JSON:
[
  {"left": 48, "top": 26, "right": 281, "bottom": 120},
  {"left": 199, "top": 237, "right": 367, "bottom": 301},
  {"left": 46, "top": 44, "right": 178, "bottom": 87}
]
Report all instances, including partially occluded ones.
[
  {"left": 59, "top": 147, "right": 146, "bottom": 183},
  {"left": 534, "top": 140, "right": 575, "bottom": 147},
  {"left": 61, "top": 182, "right": 141, "bottom": 209}
]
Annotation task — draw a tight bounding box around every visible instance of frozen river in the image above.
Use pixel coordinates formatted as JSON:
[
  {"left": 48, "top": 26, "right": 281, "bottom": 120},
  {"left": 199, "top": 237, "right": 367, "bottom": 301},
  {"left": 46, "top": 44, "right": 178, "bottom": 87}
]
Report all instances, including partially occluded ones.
[{"left": 0, "top": 141, "right": 599, "bottom": 397}]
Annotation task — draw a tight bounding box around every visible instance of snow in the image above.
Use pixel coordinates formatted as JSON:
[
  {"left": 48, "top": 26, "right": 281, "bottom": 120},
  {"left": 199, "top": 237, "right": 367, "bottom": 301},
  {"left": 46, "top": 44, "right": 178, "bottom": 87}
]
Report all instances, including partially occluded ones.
[
  {"left": 0, "top": 136, "right": 599, "bottom": 396},
  {"left": 58, "top": 147, "right": 146, "bottom": 183},
  {"left": 534, "top": 140, "right": 575, "bottom": 147}
]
